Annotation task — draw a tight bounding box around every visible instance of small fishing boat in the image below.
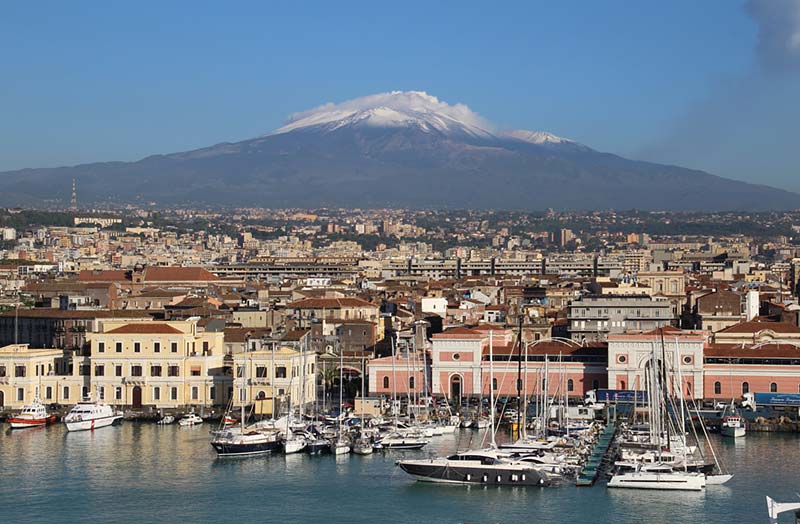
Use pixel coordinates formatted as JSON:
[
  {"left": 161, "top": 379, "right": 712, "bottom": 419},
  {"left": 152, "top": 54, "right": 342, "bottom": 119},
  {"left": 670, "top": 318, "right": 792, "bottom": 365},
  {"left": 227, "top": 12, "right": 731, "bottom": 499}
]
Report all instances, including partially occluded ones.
[
  {"left": 720, "top": 415, "right": 745, "bottom": 438},
  {"left": 8, "top": 398, "right": 57, "bottom": 429},
  {"left": 179, "top": 413, "right": 204, "bottom": 427}
]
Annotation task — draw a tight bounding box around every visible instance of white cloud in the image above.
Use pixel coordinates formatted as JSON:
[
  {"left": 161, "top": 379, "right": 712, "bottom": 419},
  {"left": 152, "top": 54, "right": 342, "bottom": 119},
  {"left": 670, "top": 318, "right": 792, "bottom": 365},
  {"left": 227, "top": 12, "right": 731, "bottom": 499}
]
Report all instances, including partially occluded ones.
[{"left": 746, "top": 0, "right": 800, "bottom": 71}]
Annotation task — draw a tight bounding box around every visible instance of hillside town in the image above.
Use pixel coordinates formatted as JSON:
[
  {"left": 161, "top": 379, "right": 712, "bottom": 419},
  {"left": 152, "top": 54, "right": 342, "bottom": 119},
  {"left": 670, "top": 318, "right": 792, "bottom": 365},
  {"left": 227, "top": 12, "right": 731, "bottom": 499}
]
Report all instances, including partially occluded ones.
[{"left": 2, "top": 206, "right": 800, "bottom": 415}]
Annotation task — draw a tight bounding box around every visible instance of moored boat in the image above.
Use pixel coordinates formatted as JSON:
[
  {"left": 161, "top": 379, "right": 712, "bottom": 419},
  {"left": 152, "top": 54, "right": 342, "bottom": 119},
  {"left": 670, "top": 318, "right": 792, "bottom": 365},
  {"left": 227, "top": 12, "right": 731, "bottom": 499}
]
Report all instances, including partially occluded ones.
[
  {"left": 178, "top": 413, "right": 204, "bottom": 426},
  {"left": 721, "top": 415, "right": 746, "bottom": 438},
  {"left": 397, "top": 450, "right": 549, "bottom": 486},
  {"left": 63, "top": 400, "right": 123, "bottom": 432},
  {"left": 8, "top": 398, "right": 57, "bottom": 429}
]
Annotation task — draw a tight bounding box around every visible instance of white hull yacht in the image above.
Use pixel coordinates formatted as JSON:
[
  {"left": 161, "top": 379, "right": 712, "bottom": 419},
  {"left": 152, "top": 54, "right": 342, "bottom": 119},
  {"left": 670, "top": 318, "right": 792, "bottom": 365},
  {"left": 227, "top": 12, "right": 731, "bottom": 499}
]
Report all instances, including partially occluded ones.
[{"left": 64, "top": 401, "right": 123, "bottom": 432}]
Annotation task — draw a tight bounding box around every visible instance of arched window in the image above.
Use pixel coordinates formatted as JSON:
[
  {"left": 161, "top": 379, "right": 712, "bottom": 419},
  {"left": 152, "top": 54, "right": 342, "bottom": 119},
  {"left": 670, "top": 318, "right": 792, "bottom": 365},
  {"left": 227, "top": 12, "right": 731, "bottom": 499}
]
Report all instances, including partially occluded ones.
[
  {"left": 256, "top": 390, "right": 266, "bottom": 400},
  {"left": 770, "top": 382, "right": 778, "bottom": 393},
  {"left": 383, "top": 376, "right": 389, "bottom": 389},
  {"left": 714, "top": 382, "right": 721, "bottom": 395},
  {"left": 567, "top": 379, "right": 574, "bottom": 392},
  {"left": 492, "top": 378, "right": 497, "bottom": 391},
  {"left": 409, "top": 377, "right": 415, "bottom": 390},
  {"left": 742, "top": 382, "right": 749, "bottom": 394}
]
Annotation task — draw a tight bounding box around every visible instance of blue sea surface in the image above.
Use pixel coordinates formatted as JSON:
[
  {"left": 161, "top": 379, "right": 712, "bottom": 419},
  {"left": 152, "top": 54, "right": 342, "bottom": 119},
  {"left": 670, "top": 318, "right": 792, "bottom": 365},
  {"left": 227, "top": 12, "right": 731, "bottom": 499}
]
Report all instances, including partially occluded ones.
[{"left": 1, "top": 422, "right": 797, "bottom": 523}]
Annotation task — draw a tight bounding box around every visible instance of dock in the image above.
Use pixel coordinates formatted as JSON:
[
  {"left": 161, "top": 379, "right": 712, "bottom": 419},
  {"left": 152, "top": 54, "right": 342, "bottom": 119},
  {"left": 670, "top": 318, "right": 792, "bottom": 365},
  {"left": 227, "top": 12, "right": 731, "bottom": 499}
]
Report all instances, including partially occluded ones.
[{"left": 576, "top": 423, "right": 616, "bottom": 486}]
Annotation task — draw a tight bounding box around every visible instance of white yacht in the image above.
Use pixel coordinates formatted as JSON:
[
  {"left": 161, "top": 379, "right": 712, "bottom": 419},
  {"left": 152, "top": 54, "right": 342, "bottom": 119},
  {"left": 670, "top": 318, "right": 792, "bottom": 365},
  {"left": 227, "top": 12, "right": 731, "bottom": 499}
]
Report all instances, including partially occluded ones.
[
  {"left": 608, "top": 464, "right": 706, "bottom": 491},
  {"left": 63, "top": 400, "right": 123, "bottom": 432},
  {"left": 397, "top": 450, "right": 549, "bottom": 486},
  {"left": 178, "top": 413, "right": 204, "bottom": 426}
]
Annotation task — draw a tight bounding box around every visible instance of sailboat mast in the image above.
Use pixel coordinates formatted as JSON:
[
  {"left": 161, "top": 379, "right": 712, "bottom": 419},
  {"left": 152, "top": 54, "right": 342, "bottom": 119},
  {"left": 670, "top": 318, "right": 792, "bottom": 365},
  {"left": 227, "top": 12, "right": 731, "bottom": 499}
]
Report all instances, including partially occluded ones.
[
  {"left": 516, "top": 315, "right": 523, "bottom": 435},
  {"left": 489, "top": 330, "right": 496, "bottom": 448}
]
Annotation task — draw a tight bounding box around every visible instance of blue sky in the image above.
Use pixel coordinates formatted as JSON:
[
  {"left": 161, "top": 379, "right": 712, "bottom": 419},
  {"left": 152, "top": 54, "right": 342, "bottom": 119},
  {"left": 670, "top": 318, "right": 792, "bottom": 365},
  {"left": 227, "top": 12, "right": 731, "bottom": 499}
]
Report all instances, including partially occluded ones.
[{"left": 1, "top": 1, "right": 798, "bottom": 192}]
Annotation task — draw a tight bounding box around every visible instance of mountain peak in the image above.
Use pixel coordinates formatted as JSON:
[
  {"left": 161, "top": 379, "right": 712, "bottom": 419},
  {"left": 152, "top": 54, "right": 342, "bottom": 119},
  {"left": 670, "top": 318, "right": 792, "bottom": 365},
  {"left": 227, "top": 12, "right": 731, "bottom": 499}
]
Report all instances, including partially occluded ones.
[
  {"left": 270, "top": 90, "right": 495, "bottom": 139},
  {"left": 501, "top": 129, "right": 591, "bottom": 151}
]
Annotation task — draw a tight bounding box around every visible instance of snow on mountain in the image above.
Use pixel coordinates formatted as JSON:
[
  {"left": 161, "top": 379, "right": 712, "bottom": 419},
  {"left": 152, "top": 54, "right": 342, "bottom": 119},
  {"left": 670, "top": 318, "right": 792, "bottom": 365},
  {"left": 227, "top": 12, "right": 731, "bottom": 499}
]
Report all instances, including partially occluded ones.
[
  {"left": 501, "top": 129, "right": 590, "bottom": 151},
  {"left": 270, "top": 91, "right": 491, "bottom": 140}
]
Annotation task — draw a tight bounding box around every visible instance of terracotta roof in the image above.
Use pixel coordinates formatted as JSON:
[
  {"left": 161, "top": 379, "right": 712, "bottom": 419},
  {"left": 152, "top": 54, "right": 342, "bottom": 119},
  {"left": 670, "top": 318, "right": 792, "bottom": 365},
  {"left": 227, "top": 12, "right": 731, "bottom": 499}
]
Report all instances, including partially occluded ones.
[
  {"left": 717, "top": 320, "right": 800, "bottom": 334},
  {"left": 0, "top": 309, "right": 154, "bottom": 320},
  {"left": 281, "top": 329, "right": 310, "bottom": 341},
  {"left": 432, "top": 327, "right": 483, "bottom": 339},
  {"left": 224, "top": 327, "right": 273, "bottom": 343},
  {"left": 287, "top": 297, "right": 377, "bottom": 309},
  {"left": 106, "top": 323, "right": 183, "bottom": 334},
  {"left": 77, "top": 269, "right": 130, "bottom": 282},
  {"left": 142, "top": 266, "right": 219, "bottom": 282},
  {"left": 705, "top": 343, "right": 800, "bottom": 359}
]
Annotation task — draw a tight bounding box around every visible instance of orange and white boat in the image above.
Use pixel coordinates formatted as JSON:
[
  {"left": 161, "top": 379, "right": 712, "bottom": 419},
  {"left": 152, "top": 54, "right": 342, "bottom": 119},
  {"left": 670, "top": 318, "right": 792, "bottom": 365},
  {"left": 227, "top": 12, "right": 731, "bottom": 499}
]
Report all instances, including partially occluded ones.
[{"left": 8, "top": 398, "right": 57, "bottom": 429}]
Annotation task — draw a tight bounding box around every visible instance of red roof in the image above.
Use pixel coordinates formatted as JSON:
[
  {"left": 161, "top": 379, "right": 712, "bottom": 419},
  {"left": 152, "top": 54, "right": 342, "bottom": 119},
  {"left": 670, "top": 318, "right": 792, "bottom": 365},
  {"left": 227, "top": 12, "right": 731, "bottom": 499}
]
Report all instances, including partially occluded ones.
[
  {"left": 105, "top": 323, "right": 183, "bottom": 334},
  {"left": 717, "top": 320, "right": 800, "bottom": 334},
  {"left": 287, "top": 297, "right": 376, "bottom": 309}
]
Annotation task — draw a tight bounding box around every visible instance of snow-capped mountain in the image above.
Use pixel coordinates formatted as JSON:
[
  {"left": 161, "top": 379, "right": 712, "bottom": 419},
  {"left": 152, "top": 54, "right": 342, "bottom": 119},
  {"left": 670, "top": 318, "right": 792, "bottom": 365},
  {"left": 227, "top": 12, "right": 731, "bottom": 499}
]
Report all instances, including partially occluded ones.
[{"left": 0, "top": 91, "right": 798, "bottom": 210}]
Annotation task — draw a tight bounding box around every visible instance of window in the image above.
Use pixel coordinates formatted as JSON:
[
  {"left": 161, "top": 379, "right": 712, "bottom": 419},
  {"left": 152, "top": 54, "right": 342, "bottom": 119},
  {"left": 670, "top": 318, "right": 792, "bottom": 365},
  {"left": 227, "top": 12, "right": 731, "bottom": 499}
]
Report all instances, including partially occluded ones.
[
  {"left": 171, "top": 342, "right": 178, "bottom": 353},
  {"left": 95, "top": 365, "right": 105, "bottom": 376},
  {"left": 256, "top": 366, "right": 267, "bottom": 378},
  {"left": 742, "top": 382, "right": 750, "bottom": 394},
  {"left": 409, "top": 377, "right": 415, "bottom": 390},
  {"left": 115, "top": 365, "right": 123, "bottom": 377},
  {"left": 278, "top": 388, "right": 285, "bottom": 396},
  {"left": 276, "top": 366, "right": 287, "bottom": 379},
  {"left": 115, "top": 342, "right": 122, "bottom": 353},
  {"left": 202, "top": 341, "right": 209, "bottom": 355},
  {"left": 131, "top": 365, "right": 143, "bottom": 377},
  {"left": 210, "top": 386, "right": 215, "bottom": 400},
  {"left": 567, "top": 379, "right": 574, "bottom": 392},
  {"left": 256, "top": 390, "right": 265, "bottom": 400},
  {"left": 154, "top": 342, "right": 161, "bottom": 353},
  {"left": 383, "top": 376, "right": 389, "bottom": 389},
  {"left": 63, "top": 386, "right": 70, "bottom": 400},
  {"left": 153, "top": 387, "right": 160, "bottom": 401},
  {"left": 98, "top": 387, "right": 105, "bottom": 401},
  {"left": 492, "top": 378, "right": 497, "bottom": 391},
  {"left": 98, "top": 342, "right": 105, "bottom": 353},
  {"left": 770, "top": 382, "right": 778, "bottom": 393},
  {"left": 15, "top": 365, "right": 26, "bottom": 378},
  {"left": 150, "top": 365, "right": 162, "bottom": 377},
  {"left": 592, "top": 379, "right": 599, "bottom": 390},
  {"left": 168, "top": 366, "right": 179, "bottom": 377},
  {"left": 714, "top": 381, "right": 721, "bottom": 395},
  {"left": 191, "top": 386, "right": 199, "bottom": 401},
  {"left": 45, "top": 386, "right": 52, "bottom": 400},
  {"left": 171, "top": 387, "right": 178, "bottom": 401},
  {"left": 0, "top": 365, "right": 5, "bottom": 377},
  {"left": 79, "top": 365, "right": 90, "bottom": 376},
  {"left": 82, "top": 386, "right": 89, "bottom": 399},
  {"left": 134, "top": 342, "right": 141, "bottom": 353},
  {"left": 17, "top": 388, "right": 24, "bottom": 401},
  {"left": 190, "top": 366, "right": 201, "bottom": 377},
  {"left": 115, "top": 387, "right": 122, "bottom": 401}
]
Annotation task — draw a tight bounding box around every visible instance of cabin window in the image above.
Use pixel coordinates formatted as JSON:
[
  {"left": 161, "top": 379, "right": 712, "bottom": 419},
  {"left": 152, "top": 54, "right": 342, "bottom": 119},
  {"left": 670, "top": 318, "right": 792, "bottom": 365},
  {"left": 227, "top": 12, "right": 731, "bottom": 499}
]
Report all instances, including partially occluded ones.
[
  {"left": 742, "top": 382, "right": 749, "bottom": 394},
  {"left": 153, "top": 387, "right": 160, "bottom": 401},
  {"left": 98, "top": 342, "right": 105, "bottom": 353},
  {"left": 409, "top": 377, "right": 415, "bottom": 390},
  {"left": 17, "top": 388, "right": 24, "bottom": 401},
  {"left": 134, "top": 342, "right": 141, "bottom": 353},
  {"left": 95, "top": 365, "right": 105, "bottom": 376},
  {"left": 276, "top": 366, "right": 287, "bottom": 379},
  {"left": 154, "top": 342, "right": 161, "bottom": 353},
  {"left": 714, "top": 382, "right": 721, "bottom": 395},
  {"left": 115, "top": 342, "right": 122, "bottom": 353},
  {"left": 567, "top": 379, "right": 574, "bottom": 392},
  {"left": 383, "top": 376, "right": 389, "bottom": 389},
  {"left": 63, "top": 386, "right": 70, "bottom": 400},
  {"left": 770, "top": 382, "right": 778, "bottom": 393}
]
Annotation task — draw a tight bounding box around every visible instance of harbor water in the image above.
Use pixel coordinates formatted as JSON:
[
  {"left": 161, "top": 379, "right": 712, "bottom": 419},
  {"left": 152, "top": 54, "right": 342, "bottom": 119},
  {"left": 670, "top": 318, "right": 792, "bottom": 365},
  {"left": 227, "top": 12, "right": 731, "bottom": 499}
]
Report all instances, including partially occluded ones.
[{"left": 1, "top": 423, "right": 798, "bottom": 523}]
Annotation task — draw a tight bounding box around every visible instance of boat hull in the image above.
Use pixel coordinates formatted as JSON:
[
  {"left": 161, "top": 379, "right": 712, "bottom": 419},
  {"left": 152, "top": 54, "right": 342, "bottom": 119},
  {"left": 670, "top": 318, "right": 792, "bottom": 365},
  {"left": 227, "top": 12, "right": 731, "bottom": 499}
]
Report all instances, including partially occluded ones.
[
  {"left": 212, "top": 440, "right": 282, "bottom": 456},
  {"left": 608, "top": 472, "right": 706, "bottom": 491},
  {"left": 306, "top": 442, "right": 330, "bottom": 454},
  {"left": 397, "top": 461, "right": 547, "bottom": 486},
  {"left": 720, "top": 426, "right": 745, "bottom": 438},
  {"left": 65, "top": 415, "right": 123, "bottom": 432},
  {"left": 8, "top": 415, "right": 57, "bottom": 429}
]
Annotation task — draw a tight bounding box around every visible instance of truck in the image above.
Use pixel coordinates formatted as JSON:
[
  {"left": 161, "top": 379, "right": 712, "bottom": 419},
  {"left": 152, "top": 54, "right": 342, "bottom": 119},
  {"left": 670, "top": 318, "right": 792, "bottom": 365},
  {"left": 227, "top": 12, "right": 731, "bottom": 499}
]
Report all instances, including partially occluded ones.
[
  {"left": 584, "top": 389, "right": 648, "bottom": 406},
  {"left": 742, "top": 392, "right": 800, "bottom": 414}
]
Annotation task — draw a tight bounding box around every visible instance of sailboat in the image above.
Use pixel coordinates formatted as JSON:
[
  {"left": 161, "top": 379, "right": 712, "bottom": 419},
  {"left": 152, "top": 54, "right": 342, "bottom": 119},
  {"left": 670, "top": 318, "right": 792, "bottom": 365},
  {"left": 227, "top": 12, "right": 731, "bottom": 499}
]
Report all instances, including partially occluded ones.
[
  {"left": 766, "top": 496, "right": 800, "bottom": 524},
  {"left": 284, "top": 374, "right": 307, "bottom": 454},
  {"left": 353, "top": 361, "right": 373, "bottom": 455},
  {"left": 330, "top": 344, "right": 351, "bottom": 455},
  {"left": 211, "top": 348, "right": 281, "bottom": 456}
]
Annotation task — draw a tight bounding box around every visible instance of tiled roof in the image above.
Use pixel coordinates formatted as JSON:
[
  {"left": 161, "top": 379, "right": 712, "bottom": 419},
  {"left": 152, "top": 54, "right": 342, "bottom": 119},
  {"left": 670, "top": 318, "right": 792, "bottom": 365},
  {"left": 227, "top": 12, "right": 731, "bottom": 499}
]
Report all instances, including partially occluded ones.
[
  {"left": 287, "top": 297, "right": 376, "bottom": 309},
  {"left": 717, "top": 320, "right": 800, "bottom": 334},
  {"left": 77, "top": 269, "right": 130, "bottom": 282},
  {"left": 106, "top": 323, "right": 183, "bottom": 334}
]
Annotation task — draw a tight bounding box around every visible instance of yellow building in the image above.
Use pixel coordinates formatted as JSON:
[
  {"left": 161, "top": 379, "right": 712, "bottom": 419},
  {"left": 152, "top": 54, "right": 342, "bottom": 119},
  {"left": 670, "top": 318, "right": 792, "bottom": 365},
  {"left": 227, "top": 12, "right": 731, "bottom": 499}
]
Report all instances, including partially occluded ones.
[
  {"left": 0, "top": 344, "right": 82, "bottom": 409},
  {"left": 235, "top": 346, "right": 317, "bottom": 416},
  {"left": 88, "top": 319, "right": 227, "bottom": 409}
]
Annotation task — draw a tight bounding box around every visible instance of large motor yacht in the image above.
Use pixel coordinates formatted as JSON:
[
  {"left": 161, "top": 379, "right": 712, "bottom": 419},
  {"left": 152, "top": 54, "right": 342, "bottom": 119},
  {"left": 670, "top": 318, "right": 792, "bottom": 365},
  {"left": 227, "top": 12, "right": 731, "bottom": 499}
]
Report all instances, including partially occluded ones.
[
  {"left": 396, "top": 450, "right": 549, "bottom": 486},
  {"left": 63, "top": 400, "right": 123, "bottom": 432}
]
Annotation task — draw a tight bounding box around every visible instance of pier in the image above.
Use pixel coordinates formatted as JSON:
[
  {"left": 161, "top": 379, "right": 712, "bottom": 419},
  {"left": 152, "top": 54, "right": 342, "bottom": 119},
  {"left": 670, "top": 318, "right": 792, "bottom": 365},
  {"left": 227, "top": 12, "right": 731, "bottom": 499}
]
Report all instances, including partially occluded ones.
[{"left": 576, "top": 422, "right": 617, "bottom": 486}]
